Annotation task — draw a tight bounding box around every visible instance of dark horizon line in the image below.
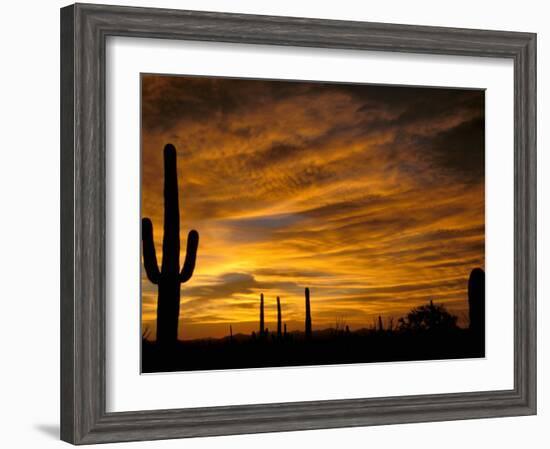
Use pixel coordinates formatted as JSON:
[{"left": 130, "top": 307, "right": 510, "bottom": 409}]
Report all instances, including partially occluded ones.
[{"left": 142, "top": 321, "right": 471, "bottom": 343}]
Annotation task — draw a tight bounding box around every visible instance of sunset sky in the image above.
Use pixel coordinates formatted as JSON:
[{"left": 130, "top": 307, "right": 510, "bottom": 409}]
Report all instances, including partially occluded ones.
[{"left": 141, "top": 74, "right": 485, "bottom": 340}]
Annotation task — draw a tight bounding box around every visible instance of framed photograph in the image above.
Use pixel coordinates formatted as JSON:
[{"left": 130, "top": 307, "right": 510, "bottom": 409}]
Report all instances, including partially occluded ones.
[{"left": 60, "top": 3, "right": 536, "bottom": 444}]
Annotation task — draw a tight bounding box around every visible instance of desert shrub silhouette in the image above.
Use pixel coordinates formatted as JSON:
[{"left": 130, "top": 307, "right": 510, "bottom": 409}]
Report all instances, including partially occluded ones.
[
  {"left": 141, "top": 144, "right": 199, "bottom": 345},
  {"left": 398, "top": 300, "right": 458, "bottom": 333}
]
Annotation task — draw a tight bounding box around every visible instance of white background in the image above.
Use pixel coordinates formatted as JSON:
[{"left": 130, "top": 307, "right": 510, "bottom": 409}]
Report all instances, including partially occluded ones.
[
  {"left": 0, "top": 0, "right": 547, "bottom": 447},
  {"left": 107, "top": 38, "right": 514, "bottom": 411}
]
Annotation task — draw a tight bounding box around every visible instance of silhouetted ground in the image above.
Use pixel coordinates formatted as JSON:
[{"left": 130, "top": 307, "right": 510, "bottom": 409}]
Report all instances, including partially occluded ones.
[{"left": 142, "top": 328, "right": 484, "bottom": 373}]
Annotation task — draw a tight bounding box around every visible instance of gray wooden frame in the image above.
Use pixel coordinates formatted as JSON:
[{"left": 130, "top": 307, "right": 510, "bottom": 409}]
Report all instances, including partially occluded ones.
[{"left": 60, "top": 3, "right": 537, "bottom": 445}]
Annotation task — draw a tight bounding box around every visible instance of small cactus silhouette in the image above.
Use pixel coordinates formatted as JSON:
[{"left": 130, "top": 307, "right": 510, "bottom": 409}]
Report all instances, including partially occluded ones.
[
  {"left": 284, "top": 323, "right": 287, "bottom": 337},
  {"left": 378, "top": 315, "right": 384, "bottom": 332},
  {"left": 305, "top": 287, "right": 312, "bottom": 338},
  {"left": 277, "top": 296, "right": 282, "bottom": 338},
  {"left": 142, "top": 144, "right": 199, "bottom": 345},
  {"left": 259, "top": 293, "right": 265, "bottom": 337},
  {"left": 468, "top": 268, "right": 485, "bottom": 338}
]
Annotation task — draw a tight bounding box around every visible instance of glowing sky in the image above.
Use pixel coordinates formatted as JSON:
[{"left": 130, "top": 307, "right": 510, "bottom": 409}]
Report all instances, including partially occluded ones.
[{"left": 141, "top": 74, "right": 485, "bottom": 340}]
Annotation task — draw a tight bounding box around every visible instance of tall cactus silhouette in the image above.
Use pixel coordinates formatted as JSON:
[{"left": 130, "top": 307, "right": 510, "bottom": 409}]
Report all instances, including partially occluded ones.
[
  {"left": 305, "top": 287, "right": 312, "bottom": 338},
  {"left": 142, "top": 144, "right": 199, "bottom": 345},
  {"left": 259, "top": 293, "right": 265, "bottom": 337},
  {"left": 277, "top": 296, "right": 282, "bottom": 338},
  {"left": 468, "top": 268, "right": 485, "bottom": 342}
]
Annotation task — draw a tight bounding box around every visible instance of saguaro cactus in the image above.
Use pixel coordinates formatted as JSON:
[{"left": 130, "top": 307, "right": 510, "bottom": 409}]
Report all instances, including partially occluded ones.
[
  {"left": 305, "top": 287, "right": 312, "bottom": 338},
  {"left": 259, "top": 293, "right": 265, "bottom": 337},
  {"left": 468, "top": 268, "right": 485, "bottom": 339},
  {"left": 277, "top": 296, "right": 282, "bottom": 338},
  {"left": 142, "top": 144, "right": 199, "bottom": 345}
]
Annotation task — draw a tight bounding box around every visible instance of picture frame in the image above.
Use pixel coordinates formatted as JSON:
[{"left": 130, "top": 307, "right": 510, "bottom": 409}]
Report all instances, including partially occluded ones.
[{"left": 60, "top": 3, "right": 536, "bottom": 444}]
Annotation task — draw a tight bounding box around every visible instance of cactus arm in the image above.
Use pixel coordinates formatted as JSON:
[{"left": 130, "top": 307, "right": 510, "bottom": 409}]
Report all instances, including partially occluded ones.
[
  {"left": 141, "top": 218, "right": 160, "bottom": 284},
  {"left": 180, "top": 229, "right": 199, "bottom": 282}
]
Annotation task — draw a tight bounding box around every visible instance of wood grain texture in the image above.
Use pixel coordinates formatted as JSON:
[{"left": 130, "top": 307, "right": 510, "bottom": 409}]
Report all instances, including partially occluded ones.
[
  {"left": 60, "top": 3, "right": 537, "bottom": 444},
  {"left": 60, "top": 5, "right": 75, "bottom": 443}
]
